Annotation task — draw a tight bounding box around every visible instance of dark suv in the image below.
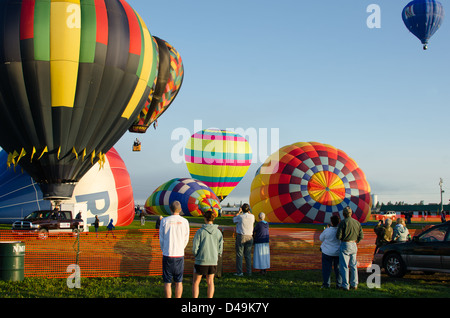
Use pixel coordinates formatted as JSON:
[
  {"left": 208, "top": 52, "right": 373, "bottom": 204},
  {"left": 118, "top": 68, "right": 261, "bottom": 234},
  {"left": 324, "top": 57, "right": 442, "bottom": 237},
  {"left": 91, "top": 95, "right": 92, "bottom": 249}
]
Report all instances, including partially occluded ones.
[
  {"left": 373, "top": 221, "right": 450, "bottom": 277},
  {"left": 12, "top": 210, "right": 84, "bottom": 239}
]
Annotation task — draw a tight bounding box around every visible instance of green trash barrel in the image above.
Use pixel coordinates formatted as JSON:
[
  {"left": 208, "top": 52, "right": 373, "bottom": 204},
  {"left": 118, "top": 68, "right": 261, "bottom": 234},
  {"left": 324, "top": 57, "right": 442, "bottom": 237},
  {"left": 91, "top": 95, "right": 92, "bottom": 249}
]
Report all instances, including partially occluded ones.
[{"left": 0, "top": 241, "right": 25, "bottom": 282}]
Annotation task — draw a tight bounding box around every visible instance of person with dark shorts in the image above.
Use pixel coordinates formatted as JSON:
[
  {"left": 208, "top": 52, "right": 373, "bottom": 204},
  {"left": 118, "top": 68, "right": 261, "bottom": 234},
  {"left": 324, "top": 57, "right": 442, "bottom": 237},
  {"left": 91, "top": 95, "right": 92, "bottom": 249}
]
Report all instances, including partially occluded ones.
[
  {"left": 192, "top": 210, "right": 223, "bottom": 298},
  {"left": 159, "top": 201, "right": 190, "bottom": 298},
  {"left": 162, "top": 256, "right": 184, "bottom": 287}
]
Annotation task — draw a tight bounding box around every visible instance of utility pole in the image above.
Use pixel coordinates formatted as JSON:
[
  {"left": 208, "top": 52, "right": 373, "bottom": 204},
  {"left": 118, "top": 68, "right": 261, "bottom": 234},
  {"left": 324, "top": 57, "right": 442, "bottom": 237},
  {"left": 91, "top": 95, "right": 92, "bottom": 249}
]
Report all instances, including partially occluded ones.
[{"left": 439, "top": 178, "right": 444, "bottom": 216}]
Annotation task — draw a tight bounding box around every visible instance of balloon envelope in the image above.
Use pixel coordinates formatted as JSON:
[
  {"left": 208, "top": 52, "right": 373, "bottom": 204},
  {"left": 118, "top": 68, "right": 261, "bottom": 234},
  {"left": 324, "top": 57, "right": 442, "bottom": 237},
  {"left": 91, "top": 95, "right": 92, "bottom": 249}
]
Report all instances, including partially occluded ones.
[
  {"left": 129, "top": 37, "right": 184, "bottom": 133},
  {"left": 402, "top": 0, "right": 445, "bottom": 49},
  {"left": 250, "top": 142, "right": 372, "bottom": 224},
  {"left": 185, "top": 129, "right": 252, "bottom": 201},
  {"left": 145, "top": 178, "right": 221, "bottom": 217},
  {"left": 0, "top": 0, "right": 158, "bottom": 199},
  {"left": 0, "top": 148, "right": 134, "bottom": 226}
]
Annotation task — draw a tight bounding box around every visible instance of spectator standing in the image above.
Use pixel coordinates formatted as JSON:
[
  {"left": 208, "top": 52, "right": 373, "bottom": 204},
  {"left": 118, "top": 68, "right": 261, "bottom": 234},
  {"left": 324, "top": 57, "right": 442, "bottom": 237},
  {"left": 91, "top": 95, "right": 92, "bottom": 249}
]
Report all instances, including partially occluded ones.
[
  {"left": 94, "top": 215, "right": 99, "bottom": 238},
  {"left": 392, "top": 218, "right": 410, "bottom": 242},
  {"left": 159, "top": 201, "right": 190, "bottom": 298},
  {"left": 233, "top": 203, "right": 255, "bottom": 276},
  {"left": 191, "top": 210, "right": 223, "bottom": 298},
  {"left": 140, "top": 208, "right": 145, "bottom": 226},
  {"left": 336, "top": 207, "right": 363, "bottom": 291},
  {"left": 105, "top": 218, "right": 115, "bottom": 238},
  {"left": 319, "top": 215, "right": 341, "bottom": 289},
  {"left": 441, "top": 211, "right": 447, "bottom": 223},
  {"left": 156, "top": 215, "right": 163, "bottom": 230},
  {"left": 374, "top": 218, "right": 393, "bottom": 252},
  {"left": 253, "top": 212, "right": 270, "bottom": 275}
]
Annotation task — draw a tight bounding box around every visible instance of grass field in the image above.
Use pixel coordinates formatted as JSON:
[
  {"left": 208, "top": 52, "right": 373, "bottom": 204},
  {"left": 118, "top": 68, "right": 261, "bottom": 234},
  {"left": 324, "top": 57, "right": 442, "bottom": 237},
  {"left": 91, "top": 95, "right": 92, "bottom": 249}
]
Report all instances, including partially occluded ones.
[{"left": 0, "top": 268, "right": 449, "bottom": 299}]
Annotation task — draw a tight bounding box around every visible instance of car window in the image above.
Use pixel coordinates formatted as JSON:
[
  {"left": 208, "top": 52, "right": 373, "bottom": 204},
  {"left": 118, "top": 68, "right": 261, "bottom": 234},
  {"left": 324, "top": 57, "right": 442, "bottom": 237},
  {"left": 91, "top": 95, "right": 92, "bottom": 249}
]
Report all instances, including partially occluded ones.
[{"left": 419, "top": 227, "right": 447, "bottom": 242}]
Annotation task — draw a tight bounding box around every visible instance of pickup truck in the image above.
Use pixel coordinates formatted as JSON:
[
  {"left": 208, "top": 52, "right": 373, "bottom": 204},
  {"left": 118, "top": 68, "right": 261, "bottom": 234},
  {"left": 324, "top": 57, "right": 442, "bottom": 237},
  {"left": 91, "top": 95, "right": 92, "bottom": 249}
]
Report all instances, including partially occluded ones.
[{"left": 12, "top": 210, "right": 84, "bottom": 239}]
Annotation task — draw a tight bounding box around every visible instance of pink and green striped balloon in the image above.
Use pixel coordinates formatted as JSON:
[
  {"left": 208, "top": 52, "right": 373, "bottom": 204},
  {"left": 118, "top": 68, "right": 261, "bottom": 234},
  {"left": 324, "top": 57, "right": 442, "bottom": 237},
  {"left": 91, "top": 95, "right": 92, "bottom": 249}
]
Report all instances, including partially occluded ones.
[{"left": 185, "top": 129, "right": 252, "bottom": 201}]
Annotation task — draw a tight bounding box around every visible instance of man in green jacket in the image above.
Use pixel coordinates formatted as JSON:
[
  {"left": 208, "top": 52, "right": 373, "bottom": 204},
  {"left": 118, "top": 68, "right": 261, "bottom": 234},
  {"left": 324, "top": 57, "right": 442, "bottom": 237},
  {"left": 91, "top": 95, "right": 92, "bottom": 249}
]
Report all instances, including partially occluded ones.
[
  {"left": 192, "top": 210, "right": 224, "bottom": 298},
  {"left": 336, "top": 206, "right": 363, "bottom": 290}
]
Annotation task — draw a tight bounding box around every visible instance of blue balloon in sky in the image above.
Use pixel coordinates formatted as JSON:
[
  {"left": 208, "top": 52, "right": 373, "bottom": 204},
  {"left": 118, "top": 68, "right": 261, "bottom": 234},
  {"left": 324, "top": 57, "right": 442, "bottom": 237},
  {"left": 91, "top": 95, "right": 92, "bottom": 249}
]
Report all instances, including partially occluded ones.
[{"left": 402, "top": 0, "right": 445, "bottom": 50}]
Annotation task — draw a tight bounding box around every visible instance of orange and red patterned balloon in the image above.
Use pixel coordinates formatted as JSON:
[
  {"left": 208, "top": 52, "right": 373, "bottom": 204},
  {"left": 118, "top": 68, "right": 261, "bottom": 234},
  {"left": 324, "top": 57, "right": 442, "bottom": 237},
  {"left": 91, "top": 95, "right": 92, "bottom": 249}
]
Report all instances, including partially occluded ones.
[
  {"left": 250, "top": 142, "right": 372, "bottom": 223},
  {"left": 129, "top": 37, "right": 184, "bottom": 133}
]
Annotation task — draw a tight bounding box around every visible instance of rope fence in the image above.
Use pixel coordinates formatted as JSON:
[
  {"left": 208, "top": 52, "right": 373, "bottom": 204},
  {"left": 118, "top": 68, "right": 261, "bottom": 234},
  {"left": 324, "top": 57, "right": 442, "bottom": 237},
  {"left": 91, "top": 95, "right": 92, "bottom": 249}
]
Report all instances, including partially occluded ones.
[{"left": 0, "top": 227, "right": 419, "bottom": 279}]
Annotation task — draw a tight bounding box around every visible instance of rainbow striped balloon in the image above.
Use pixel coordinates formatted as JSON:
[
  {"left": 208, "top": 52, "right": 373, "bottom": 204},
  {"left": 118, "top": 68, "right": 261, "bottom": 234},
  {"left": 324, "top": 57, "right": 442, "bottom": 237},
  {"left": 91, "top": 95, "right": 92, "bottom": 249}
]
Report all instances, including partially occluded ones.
[
  {"left": 145, "top": 178, "right": 221, "bottom": 217},
  {"left": 185, "top": 129, "right": 252, "bottom": 201}
]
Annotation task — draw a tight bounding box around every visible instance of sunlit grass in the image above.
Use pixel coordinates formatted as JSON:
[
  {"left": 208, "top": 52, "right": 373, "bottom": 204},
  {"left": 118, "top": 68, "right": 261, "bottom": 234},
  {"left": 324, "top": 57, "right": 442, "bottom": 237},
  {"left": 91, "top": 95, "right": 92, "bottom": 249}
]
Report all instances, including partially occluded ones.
[{"left": 0, "top": 270, "right": 448, "bottom": 298}]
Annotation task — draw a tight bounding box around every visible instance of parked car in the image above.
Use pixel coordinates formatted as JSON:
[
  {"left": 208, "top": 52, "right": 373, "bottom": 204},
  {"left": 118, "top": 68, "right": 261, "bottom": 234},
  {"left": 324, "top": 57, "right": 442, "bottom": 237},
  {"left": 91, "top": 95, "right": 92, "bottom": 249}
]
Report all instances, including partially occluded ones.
[
  {"left": 373, "top": 221, "right": 450, "bottom": 278},
  {"left": 376, "top": 211, "right": 398, "bottom": 221}
]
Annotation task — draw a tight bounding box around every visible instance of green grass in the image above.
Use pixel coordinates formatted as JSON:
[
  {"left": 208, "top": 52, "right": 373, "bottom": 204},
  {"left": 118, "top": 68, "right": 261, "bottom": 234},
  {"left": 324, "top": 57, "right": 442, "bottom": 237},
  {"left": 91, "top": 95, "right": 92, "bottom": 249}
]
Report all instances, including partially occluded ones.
[{"left": 0, "top": 269, "right": 449, "bottom": 298}]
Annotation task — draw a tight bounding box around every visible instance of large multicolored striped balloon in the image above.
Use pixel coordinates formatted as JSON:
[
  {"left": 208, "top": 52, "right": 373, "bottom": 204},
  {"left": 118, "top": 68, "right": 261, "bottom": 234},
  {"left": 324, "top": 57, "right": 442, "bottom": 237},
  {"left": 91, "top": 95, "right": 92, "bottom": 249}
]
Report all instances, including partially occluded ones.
[
  {"left": 185, "top": 129, "right": 252, "bottom": 201},
  {"left": 0, "top": 0, "right": 158, "bottom": 200},
  {"left": 129, "top": 37, "right": 184, "bottom": 133},
  {"left": 145, "top": 178, "right": 221, "bottom": 217},
  {"left": 250, "top": 142, "right": 372, "bottom": 224}
]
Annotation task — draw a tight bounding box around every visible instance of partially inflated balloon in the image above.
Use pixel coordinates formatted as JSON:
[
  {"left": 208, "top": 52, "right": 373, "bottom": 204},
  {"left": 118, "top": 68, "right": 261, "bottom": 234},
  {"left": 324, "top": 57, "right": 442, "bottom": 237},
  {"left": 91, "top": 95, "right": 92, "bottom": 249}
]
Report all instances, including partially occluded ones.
[
  {"left": 145, "top": 178, "right": 221, "bottom": 217},
  {"left": 0, "top": 148, "right": 134, "bottom": 226},
  {"left": 250, "top": 142, "right": 372, "bottom": 224},
  {"left": 402, "top": 0, "right": 445, "bottom": 50},
  {"left": 185, "top": 129, "right": 252, "bottom": 201},
  {"left": 129, "top": 37, "right": 184, "bottom": 133},
  {"left": 0, "top": 0, "right": 158, "bottom": 199}
]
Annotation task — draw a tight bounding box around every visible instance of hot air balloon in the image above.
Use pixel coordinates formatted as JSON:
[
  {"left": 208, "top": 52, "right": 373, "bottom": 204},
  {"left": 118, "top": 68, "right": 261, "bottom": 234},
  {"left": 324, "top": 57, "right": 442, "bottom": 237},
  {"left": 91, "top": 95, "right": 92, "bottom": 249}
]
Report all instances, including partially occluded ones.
[
  {"left": 249, "top": 142, "right": 372, "bottom": 224},
  {"left": 145, "top": 178, "right": 221, "bottom": 217},
  {"left": 129, "top": 36, "right": 184, "bottom": 134},
  {"left": 0, "top": 0, "right": 158, "bottom": 201},
  {"left": 185, "top": 129, "right": 252, "bottom": 201},
  {"left": 402, "top": 0, "right": 445, "bottom": 50},
  {"left": 0, "top": 148, "right": 135, "bottom": 226}
]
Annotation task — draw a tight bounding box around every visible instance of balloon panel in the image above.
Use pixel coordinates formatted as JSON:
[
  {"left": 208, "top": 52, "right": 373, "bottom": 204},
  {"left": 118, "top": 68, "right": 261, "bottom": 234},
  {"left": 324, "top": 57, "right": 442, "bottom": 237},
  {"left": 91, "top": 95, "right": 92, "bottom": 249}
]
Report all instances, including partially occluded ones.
[
  {"left": 0, "top": 148, "right": 134, "bottom": 226},
  {"left": 0, "top": 0, "right": 158, "bottom": 199},
  {"left": 145, "top": 178, "right": 221, "bottom": 217},
  {"left": 185, "top": 129, "right": 252, "bottom": 200},
  {"left": 250, "top": 142, "right": 372, "bottom": 224},
  {"left": 129, "top": 37, "right": 184, "bottom": 133}
]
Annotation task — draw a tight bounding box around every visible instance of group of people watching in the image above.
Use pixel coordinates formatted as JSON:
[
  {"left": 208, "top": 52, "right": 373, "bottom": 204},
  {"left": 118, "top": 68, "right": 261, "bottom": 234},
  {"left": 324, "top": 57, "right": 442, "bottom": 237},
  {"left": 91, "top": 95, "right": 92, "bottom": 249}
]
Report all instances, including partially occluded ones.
[
  {"left": 232, "top": 203, "right": 270, "bottom": 277},
  {"left": 319, "top": 206, "right": 364, "bottom": 290},
  {"left": 319, "top": 211, "right": 411, "bottom": 290},
  {"left": 159, "top": 200, "right": 415, "bottom": 297},
  {"left": 374, "top": 217, "right": 411, "bottom": 251},
  {"left": 158, "top": 201, "right": 270, "bottom": 298}
]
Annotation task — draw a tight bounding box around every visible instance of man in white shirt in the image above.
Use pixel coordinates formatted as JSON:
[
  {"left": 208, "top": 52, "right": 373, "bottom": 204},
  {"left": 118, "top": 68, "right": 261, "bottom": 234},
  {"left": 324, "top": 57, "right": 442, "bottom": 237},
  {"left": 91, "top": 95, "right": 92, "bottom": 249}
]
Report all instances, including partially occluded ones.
[
  {"left": 159, "top": 200, "right": 190, "bottom": 298},
  {"left": 233, "top": 203, "right": 255, "bottom": 276}
]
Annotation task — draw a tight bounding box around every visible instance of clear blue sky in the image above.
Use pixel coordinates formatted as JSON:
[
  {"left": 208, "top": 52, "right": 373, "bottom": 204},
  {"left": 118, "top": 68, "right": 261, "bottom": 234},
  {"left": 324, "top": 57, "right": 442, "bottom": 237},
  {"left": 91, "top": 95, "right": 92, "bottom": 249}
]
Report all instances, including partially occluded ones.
[{"left": 114, "top": 0, "right": 450, "bottom": 207}]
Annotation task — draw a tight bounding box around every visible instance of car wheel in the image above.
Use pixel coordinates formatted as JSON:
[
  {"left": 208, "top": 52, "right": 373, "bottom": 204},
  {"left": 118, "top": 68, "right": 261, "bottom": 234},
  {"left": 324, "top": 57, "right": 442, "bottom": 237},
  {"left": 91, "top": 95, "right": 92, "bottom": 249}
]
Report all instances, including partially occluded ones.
[{"left": 384, "top": 253, "right": 406, "bottom": 278}]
